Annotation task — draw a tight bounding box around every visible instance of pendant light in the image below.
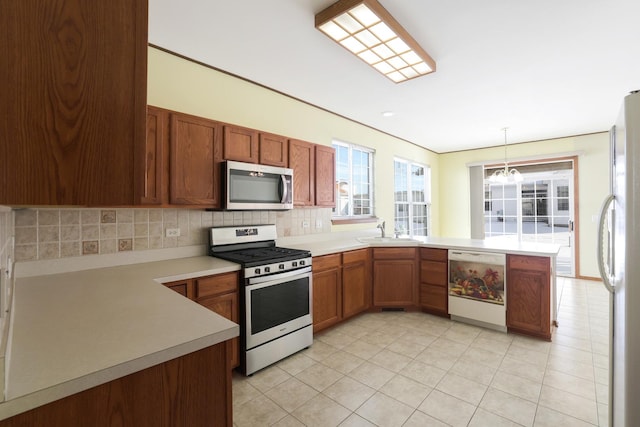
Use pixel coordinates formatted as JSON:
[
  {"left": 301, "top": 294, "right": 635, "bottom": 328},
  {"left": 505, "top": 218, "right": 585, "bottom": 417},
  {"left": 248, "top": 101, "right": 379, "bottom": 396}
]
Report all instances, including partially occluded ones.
[{"left": 489, "top": 127, "right": 523, "bottom": 183}]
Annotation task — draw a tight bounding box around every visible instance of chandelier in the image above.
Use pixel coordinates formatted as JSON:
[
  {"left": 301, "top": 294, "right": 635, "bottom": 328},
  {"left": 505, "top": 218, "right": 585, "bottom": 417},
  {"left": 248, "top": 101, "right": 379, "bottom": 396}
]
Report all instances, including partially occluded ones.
[{"left": 489, "top": 128, "right": 522, "bottom": 183}]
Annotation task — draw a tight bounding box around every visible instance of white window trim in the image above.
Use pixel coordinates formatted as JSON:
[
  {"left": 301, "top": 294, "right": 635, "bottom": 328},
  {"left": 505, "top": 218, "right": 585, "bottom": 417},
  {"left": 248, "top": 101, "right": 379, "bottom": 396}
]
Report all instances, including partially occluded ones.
[
  {"left": 332, "top": 140, "right": 375, "bottom": 219},
  {"left": 394, "top": 157, "right": 431, "bottom": 237}
]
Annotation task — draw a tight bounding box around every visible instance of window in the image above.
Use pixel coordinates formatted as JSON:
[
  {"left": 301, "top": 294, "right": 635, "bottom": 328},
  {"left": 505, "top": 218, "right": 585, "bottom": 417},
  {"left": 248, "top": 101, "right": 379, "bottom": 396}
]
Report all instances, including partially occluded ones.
[
  {"left": 557, "top": 185, "right": 569, "bottom": 211},
  {"left": 333, "top": 141, "right": 375, "bottom": 218},
  {"left": 394, "top": 158, "right": 430, "bottom": 237}
]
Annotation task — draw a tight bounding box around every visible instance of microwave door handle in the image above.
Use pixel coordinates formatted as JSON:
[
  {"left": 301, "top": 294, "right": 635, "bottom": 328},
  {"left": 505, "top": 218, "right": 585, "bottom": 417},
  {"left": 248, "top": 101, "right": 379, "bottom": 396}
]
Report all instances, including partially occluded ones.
[
  {"left": 597, "top": 194, "right": 615, "bottom": 294},
  {"left": 280, "top": 174, "right": 288, "bottom": 203}
]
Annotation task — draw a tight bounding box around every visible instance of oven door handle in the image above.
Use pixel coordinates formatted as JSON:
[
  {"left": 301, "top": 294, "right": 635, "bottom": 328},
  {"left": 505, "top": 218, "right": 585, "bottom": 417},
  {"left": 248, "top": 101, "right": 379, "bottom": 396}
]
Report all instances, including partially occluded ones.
[{"left": 248, "top": 266, "right": 312, "bottom": 285}]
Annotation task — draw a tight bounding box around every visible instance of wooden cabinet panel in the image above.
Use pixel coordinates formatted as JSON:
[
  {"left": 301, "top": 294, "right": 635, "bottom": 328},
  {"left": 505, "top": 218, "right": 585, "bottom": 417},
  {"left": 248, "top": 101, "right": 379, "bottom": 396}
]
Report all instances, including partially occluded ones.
[
  {"left": 164, "top": 279, "right": 195, "bottom": 300},
  {"left": 419, "top": 248, "right": 449, "bottom": 317},
  {"left": 420, "top": 260, "right": 447, "bottom": 287},
  {"left": 420, "top": 248, "right": 448, "bottom": 262},
  {"left": 420, "top": 284, "right": 447, "bottom": 313},
  {"left": 223, "top": 125, "right": 259, "bottom": 163},
  {"left": 199, "top": 293, "right": 239, "bottom": 368},
  {"left": 140, "top": 106, "right": 169, "bottom": 205},
  {"left": 312, "top": 262, "right": 342, "bottom": 333},
  {"left": 506, "top": 255, "right": 551, "bottom": 340},
  {"left": 170, "top": 114, "right": 222, "bottom": 206},
  {"left": 0, "top": 0, "right": 147, "bottom": 206},
  {"left": 289, "top": 139, "right": 315, "bottom": 206},
  {"left": 0, "top": 343, "right": 232, "bottom": 427},
  {"left": 195, "top": 272, "right": 239, "bottom": 299},
  {"left": 259, "top": 132, "right": 288, "bottom": 167},
  {"left": 342, "top": 252, "right": 370, "bottom": 319},
  {"left": 373, "top": 259, "right": 417, "bottom": 307},
  {"left": 372, "top": 247, "right": 417, "bottom": 260},
  {"left": 314, "top": 145, "right": 336, "bottom": 207}
]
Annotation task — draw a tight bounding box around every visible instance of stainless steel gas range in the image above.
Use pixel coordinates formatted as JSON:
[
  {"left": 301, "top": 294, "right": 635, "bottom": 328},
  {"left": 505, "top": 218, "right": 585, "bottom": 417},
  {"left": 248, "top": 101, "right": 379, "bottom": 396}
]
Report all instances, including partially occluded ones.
[{"left": 209, "top": 225, "right": 313, "bottom": 375}]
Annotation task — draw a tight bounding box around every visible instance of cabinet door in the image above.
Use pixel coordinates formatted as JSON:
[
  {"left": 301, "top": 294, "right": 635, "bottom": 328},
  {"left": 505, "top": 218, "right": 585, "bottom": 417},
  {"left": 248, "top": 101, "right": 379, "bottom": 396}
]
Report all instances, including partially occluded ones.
[
  {"left": 259, "top": 132, "right": 288, "bottom": 167},
  {"left": 313, "top": 263, "right": 342, "bottom": 333},
  {"left": 140, "top": 106, "right": 169, "bottom": 205},
  {"left": 199, "top": 293, "right": 240, "bottom": 368},
  {"left": 420, "top": 284, "right": 447, "bottom": 314},
  {"left": 506, "top": 255, "right": 551, "bottom": 340},
  {"left": 222, "top": 125, "right": 259, "bottom": 163},
  {"left": 0, "top": 1, "right": 147, "bottom": 206},
  {"left": 289, "top": 139, "right": 315, "bottom": 206},
  {"left": 343, "top": 260, "right": 370, "bottom": 319},
  {"left": 163, "top": 279, "right": 195, "bottom": 300},
  {"left": 315, "top": 145, "right": 336, "bottom": 207},
  {"left": 373, "top": 259, "right": 417, "bottom": 307},
  {"left": 170, "top": 113, "right": 222, "bottom": 206}
]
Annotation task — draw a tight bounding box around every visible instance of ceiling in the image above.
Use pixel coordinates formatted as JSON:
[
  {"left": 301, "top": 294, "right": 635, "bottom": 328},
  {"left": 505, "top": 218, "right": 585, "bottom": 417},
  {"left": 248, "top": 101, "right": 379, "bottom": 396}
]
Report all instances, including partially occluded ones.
[{"left": 148, "top": 0, "right": 640, "bottom": 153}]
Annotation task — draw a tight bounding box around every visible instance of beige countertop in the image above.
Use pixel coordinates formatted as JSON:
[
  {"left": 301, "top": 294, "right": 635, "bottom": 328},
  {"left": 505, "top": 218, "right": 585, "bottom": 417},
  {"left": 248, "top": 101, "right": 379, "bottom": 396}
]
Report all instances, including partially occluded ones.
[
  {"left": 278, "top": 231, "right": 561, "bottom": 258},
  {"left": 0, "top": 256, "right": 240, "bottom": 421}
]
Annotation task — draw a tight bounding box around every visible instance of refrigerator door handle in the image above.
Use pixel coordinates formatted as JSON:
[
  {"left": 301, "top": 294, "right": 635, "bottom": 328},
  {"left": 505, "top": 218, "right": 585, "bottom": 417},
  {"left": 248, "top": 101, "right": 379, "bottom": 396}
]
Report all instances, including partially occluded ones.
[{"left": 597, "top": 194, "right": 616, "bottom": 294}]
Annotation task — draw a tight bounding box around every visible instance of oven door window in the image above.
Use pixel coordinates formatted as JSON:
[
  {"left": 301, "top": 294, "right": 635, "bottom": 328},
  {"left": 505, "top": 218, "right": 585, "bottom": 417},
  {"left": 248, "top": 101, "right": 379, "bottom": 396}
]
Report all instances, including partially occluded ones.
[{"left": 250, "top": 276, "right": 310, "bottom": 334}]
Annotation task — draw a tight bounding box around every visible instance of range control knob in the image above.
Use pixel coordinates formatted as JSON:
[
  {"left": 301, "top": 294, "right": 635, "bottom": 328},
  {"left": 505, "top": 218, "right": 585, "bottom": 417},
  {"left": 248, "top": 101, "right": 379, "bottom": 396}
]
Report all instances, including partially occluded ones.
[
  {"left": 264, "top": 267, "right": 271, "bottom": 273},
  {"left": 300, "top": 260, "right": 306, "bottom": 266},
  {"left": 292, "top": 261, "right": 298, "bottom": 267},
  {"left": 254, "top": 268, "right": 261, "bottom": 275},
  {"left": 279, "top": 264, "right": 285, "bottom": 270}
]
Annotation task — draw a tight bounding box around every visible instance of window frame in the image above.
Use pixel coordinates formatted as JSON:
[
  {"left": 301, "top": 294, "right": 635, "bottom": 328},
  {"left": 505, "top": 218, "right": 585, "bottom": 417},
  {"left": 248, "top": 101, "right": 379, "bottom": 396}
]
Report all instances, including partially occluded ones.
[
  {"left": 393, "top": 157, "right": 431, "bottom": 237},
  {"left": 332, "top": 140, "right": 376, "bottom": 220}
]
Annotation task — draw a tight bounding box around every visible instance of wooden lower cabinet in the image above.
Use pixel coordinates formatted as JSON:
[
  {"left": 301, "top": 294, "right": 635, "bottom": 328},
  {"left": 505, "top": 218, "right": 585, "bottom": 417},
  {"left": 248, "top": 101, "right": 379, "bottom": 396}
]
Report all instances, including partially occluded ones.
[
  {"left": 372, "top": 248, "right": 418, "bottom": 308},
  {"left": 506, "top": 255, "right": 552, "bottom": 341},
  {"left": 165, "top": 272, "right": 240, "bottom": 368},
  {"left": 419, "top": 248, "right": 449, "bottom": 316},
  {"left": 0, "top": 342, "right": 233, "bottom": 427},
  {"left": 312, "top": 253, "right": 342, "bottom": 333},
  {"left": 342, "top": 249, "right": 371, "bottom": 319}
]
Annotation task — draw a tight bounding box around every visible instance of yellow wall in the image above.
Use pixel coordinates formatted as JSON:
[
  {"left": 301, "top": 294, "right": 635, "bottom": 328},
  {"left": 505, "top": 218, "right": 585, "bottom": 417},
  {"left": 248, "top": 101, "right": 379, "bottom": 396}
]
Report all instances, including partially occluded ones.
[
  {"left": 148, "top": 47, "right": 609, "bottom": 277},
  {"left": 147, "top": 47, "right": 440, "bottom": 235},
  {"left": 439, "top": 133, "right": 609, "bottom": 277}
]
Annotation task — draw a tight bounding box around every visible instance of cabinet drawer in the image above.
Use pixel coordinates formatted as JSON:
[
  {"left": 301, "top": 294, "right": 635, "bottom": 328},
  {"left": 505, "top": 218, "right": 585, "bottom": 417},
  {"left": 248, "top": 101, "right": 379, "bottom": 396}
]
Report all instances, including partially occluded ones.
[
  {"left": 420, "top": 284, "right": 448, "bottom": 312},
  {"left": 372, "top": 247, "right": 416, "bottom": 260},
  {"left": 313, "top": 253, "right": 341, "bottom": 271},
  {"left": 420, "top": 247, "right": 447, "bottom": 262},
  {"left": 421, "top": 260, "right": 447, "bottom": 286},
  {"left": 342, "top": 248, "right": 368, "bottom": 264},
  {"left": 508, "top": 255, "right": 549, "bottom": 272},
  {"left": 195, "top": 272, "right": 239, "bottom": 299}
]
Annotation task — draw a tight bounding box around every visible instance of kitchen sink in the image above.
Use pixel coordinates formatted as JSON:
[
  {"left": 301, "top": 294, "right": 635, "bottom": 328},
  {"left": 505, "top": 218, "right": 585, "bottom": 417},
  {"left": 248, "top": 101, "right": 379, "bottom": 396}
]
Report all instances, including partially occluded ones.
[{"left": 356, "top": 236, "right": 420, "bottom": 246}]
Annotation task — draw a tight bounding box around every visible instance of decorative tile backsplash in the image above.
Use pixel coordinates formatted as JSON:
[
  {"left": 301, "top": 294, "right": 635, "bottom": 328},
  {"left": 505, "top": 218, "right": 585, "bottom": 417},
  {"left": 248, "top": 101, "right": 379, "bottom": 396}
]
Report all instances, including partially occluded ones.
[{"left": 13, "top": 207, "right": 333, "bottom": 262}]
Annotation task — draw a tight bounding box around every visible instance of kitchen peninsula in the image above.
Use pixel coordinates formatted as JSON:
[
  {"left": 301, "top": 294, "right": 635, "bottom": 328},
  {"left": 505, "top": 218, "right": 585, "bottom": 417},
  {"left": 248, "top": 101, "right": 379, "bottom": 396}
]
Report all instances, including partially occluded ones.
[{"left": 0, "top": 257, "right": 240, "bottom": 425}]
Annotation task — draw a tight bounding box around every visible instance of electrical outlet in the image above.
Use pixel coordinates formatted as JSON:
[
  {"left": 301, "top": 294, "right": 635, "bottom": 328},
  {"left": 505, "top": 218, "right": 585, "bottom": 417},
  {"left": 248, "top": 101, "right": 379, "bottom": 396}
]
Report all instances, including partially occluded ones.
[
  {"left": 301, "top": 220, "right": 310, "bottom": 228},
  {"left": 315, "top": 219, "right": 323, "bottom": 229},
  {"left": 165, "top": 228, "right": 181, "bottom": 237}
]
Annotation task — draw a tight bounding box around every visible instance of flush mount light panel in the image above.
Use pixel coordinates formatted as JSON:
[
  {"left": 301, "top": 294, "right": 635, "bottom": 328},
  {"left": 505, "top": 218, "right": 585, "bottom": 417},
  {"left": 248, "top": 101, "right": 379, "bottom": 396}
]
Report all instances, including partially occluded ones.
[{"left": 315, "top": 0, "right": 436, "bottom": 83}]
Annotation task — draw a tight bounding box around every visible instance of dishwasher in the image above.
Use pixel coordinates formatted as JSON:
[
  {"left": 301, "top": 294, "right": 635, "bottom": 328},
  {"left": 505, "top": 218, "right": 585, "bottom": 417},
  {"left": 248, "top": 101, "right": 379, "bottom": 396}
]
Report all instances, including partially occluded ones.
[{"left": 448, "top": 250, "right": 506, "bottom": 331}]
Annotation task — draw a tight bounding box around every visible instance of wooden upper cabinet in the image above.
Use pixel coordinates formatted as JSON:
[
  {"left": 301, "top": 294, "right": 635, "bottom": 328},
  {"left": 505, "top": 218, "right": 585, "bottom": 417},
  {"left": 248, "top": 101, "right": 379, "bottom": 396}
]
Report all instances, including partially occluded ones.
[
  {"left": 170, "top": 113, "right": 222, "bottom": 207},
  {"left": 289, "top": 139, "right": 315, "bottom": 206},
  {"left": 259, "top": 132, "right": 289, "bottom": 167},
  {"left": 140, "top": 106, "right": 169, "bottom": 205},
  {"left": 315, "top": 145, "right": 336, "bottom": 207},
  {"left": 222, "top": 125, "right": 259, "bottom": 163},
  {"left": 0, "top": 0, "right": 148, "bottom": 206}
]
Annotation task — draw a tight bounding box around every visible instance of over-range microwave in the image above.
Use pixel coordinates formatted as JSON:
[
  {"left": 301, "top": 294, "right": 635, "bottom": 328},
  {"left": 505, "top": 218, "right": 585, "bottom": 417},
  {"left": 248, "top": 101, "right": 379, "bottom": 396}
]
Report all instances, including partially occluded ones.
[{"left": 224, "top": 160, "right": 293, "bottom": 210}]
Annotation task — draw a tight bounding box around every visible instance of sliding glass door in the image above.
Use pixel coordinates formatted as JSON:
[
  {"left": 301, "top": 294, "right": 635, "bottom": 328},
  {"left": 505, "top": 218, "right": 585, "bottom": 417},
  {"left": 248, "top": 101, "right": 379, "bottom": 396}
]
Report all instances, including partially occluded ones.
[{"left": 484, "top": 163, "right": 575, "bottom": 277}]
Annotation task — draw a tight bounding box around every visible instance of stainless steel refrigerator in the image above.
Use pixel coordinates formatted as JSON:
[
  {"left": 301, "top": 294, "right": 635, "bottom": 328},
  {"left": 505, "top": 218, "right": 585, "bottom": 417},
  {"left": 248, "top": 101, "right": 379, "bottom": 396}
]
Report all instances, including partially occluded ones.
[{"left": 598, "top": 90, "right": 640, "bottom": 427}]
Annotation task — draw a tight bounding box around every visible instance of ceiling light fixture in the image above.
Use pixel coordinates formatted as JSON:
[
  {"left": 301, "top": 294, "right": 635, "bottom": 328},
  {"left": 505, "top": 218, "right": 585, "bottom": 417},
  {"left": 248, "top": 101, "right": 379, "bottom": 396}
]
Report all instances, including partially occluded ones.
[
  {"left": 489, "top": 128, "right": 523, "bottom": 183},
  {"left": 315, "top": 0, "right": 436, "bottom": 83},
  {"left": 381, "top": 110, "right": 395, "bottom": 117}
]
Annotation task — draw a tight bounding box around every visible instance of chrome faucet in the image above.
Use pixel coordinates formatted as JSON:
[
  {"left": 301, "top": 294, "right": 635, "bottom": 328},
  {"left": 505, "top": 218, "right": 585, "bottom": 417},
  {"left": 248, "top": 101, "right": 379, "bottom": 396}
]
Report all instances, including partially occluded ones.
[{"left": 376, "top": 220, "right": 386, "bottom": 238}]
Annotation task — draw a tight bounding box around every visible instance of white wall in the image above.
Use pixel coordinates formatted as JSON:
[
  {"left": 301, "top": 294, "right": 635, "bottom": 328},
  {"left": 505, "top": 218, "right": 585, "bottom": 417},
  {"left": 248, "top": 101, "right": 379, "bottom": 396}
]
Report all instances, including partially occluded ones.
[{"left": 438, "top": 133, "right": 609, "bottom": 278}]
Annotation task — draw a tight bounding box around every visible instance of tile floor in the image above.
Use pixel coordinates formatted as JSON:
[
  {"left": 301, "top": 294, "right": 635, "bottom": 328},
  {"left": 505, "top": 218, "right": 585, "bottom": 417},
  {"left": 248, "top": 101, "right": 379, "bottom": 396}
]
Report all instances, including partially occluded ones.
[{"left": 232, "top": 277, "right": 610, "bottom": 426}]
